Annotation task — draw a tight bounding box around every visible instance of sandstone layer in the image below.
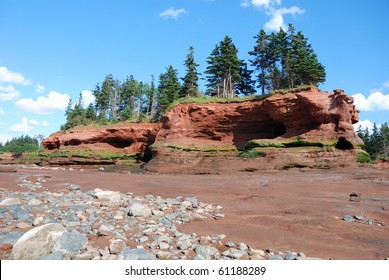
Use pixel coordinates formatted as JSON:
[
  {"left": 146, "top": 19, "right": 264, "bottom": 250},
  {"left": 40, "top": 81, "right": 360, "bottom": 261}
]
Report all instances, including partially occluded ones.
[{"left": 43, "top": 123, "right": 160, "bottom": 155}]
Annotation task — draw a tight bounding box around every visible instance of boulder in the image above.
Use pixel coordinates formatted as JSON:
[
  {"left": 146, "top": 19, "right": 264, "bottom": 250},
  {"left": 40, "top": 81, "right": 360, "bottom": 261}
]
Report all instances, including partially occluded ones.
[
  {"left": 11, "top": 223, "right": 66, "bottom": 260},
  {"left": 129, "top": 204, "right": 152, "bottom": 218},
  {"left": 94, "top": 191, "right": 121, "bottom": 202},
  {"left": 0, "top": 198, "right": 20, "bottom": 206},
  {"left": 52, "top": 231, "right": 88, "bottom": 256}
]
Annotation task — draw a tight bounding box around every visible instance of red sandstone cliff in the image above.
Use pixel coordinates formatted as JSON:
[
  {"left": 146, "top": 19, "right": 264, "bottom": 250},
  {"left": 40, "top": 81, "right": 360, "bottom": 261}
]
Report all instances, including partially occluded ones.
[
  {"left": 156, "top": 88, "right": 362, "bottom": 148},
  {"left": 43, "top": 88, "right": 362, "bottom": 163},
  {"left": 43, "top": 123, "right": 160, "bottom": 155}
]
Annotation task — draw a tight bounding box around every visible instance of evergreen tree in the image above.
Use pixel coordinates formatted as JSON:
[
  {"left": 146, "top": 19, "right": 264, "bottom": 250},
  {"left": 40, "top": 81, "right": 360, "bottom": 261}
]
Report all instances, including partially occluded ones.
[
  {"left": 181, "top": 46, "right": 201, "bottom": 98},
  {"left": 146, "top": 75, "right": 157, "bottom": 118},
  {"left": 85, "top": 103, "right": 96, "bottom": 122},
  {"left": 249, "top": 29, "right": 271, "bottom": 95},
  {"left": 205, "top": 35, "right": 241, "bottom": 98},
  {"left": 237, "top": 60, "right": 255, "bottom": 95},
  {"left": 158, "top": 65, "right": 181, "bottom": 113},
  {"left": 249, "top": 24, "right": 326, "bottom": 92}
]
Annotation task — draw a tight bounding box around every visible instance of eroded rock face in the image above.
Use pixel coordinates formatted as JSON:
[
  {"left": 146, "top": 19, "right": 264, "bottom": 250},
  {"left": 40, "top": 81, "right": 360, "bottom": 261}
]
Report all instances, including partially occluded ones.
[
  {"left": 43, "top": 123, "right": 161, "bottom": 155},
  {"left": 43, "top": 88, "right": 362, "bottom": 162},
  {"left": 156, "top": 88, "right": 362, "bottom": 148}
]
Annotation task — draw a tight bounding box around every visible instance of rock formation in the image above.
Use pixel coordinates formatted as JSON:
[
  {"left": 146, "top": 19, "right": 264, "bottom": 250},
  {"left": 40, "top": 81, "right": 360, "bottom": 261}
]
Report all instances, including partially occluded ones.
[
  {"left": 42, "top": 88, "right": 363, "bottom": 170},
  {"left": 43, "top": 123, "right": 160, "bottom": 155},
  {"left": 156, "top": 88, "right": 362, "bottom": 148}
]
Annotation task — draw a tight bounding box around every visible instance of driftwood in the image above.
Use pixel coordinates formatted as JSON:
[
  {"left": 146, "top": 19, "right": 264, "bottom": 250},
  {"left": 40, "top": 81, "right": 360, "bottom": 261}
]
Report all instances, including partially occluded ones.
[{"left": 349, "top": 192, "right": 361, "bottom": 202}]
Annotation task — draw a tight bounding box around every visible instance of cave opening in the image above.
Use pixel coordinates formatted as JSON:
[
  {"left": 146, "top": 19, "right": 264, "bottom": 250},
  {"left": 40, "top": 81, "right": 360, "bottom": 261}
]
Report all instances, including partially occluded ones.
[
  {"left": 103, "top": 140, "right": 132, "bottom": 149},
  {"left": 335, "top": 137, "right": 354, "bottom": 150},
  {"left": 232, "top": 119, "right": 286, "bottom": 148}
]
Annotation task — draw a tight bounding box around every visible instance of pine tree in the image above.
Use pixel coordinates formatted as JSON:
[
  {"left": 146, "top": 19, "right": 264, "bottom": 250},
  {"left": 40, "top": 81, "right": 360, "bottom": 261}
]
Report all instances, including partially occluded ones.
[
  {"left": 158, "top": 65, "right": 181, "bottom": 113},
  {"left": 237, "top": 60, "right": 255, "bottom": 95},
  {"left": 205, "top": 35, "right": 241, "bottom": 98},
  {"left": 249, "top": 29, "right": 271, "bottom": 95},
  {"left": 181, "top": 46, "right": 201, "bottom": 98}
]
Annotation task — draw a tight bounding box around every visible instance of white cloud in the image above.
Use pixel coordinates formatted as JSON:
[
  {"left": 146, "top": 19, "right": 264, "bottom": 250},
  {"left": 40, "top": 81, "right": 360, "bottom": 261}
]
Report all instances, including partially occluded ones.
[
  {"left": 35, "top": 83, "right": 45, "bottom": 93},
  {"left": 8, "top": 117, "right": 48, "bottom": 133},
  {"left": 0, "top": 66, "right": 30, "bottom": 85},
  {"left": 159, "top": 7, "right": 188, "bottom": 20},
  {"left": 0, "top": 85, "right": 21, "bottom": 101},
  {"left": 241, "top": 0, "right": 304, "bottom": 31},
  {"left": 383, "top": 79, "right": 389, "bottom": 88},
  {"left": 353, "top": 119, "right": 375, "bottom": 131},
  {"left": 81, "top": 90, "right": 95, "bottom": 107},
  {"left": 265, "top": 6, "right": 305, "bottom": 31},
  {"left": 352, "top": 91, "right": 389, "bottom": 111},
  {"left": 0, "top": 108, "right": 5, "bottom": 115},
  {"left": 0, "top": 134, "right": 12, "bottom": 145},
  {"left": 8, "top": 117, "right": 34, "bottom": 133},
  {"left": 16, "top": 91, "right": 70, "bottom": 115}
]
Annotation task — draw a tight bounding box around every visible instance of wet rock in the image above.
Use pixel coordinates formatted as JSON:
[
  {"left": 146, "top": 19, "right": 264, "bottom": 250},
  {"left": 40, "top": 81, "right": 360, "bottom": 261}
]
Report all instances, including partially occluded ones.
[
  {"left": 129, "top": 204, "right": 152, "bottom": 218},
  {"left": 342, "top": 215, "right": 356, "bottom": 222},
  {"left": 11, "top": 223, "right": 66, "bottom": 260},
  {"left": 117, "top": 248, "right": 156, "bottom": 260}
]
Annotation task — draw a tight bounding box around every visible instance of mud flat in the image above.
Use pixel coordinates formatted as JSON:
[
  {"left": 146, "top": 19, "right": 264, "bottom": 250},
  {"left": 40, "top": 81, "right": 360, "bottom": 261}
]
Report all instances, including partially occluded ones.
[{"left": 0, "top": 165, "right": 388, "bottom": 260}]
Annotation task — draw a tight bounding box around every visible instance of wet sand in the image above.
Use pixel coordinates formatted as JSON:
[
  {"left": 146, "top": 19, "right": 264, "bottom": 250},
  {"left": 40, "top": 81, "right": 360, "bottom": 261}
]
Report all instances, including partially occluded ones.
[{"left": 1, "top": 166, "right": 388, "bottom": 259}]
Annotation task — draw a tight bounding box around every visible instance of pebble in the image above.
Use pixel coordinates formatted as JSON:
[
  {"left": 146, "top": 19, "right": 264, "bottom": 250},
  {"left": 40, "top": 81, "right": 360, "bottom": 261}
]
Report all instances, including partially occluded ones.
[{"left": 0, "top": 182, "right": 322, "bottom": 261}]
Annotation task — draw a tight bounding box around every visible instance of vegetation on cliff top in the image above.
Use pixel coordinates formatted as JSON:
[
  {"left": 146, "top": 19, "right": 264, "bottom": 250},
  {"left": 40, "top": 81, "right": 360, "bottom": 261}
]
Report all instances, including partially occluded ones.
[{"left": 61, "top": 24, "right": 325, "bottom": 131}]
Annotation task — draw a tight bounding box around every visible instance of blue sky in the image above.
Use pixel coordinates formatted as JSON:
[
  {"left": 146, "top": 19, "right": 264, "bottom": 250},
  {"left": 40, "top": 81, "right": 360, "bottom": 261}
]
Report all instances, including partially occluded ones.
[{"left": 0, "top": 0, "right": 388, "bottom": 143}]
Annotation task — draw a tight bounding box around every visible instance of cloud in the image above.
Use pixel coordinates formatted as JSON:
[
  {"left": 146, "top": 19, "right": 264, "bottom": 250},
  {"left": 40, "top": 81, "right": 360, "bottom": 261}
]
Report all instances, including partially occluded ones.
[
  {"left": 8, "top": 117, "right": 48, "bottom": 133},
  {"left": 0, "top": 85, "right": 21, "bottom": 101},
  {"left": 0, "top": 134, "right": 12, "bottom": 145},
  {"left": 81, "top": 90, "right": 95, "bottom": 107},
  {"left": 159, "top": 7, "right": 188, "bottom": 20},
  {"left": 241, "top": 0, "right": 304, "bottom": 31},
  {"left": 35, "top": 83, "right": 45, "bottom": 93},
  {"left": 383, "top": 79, "right": 389, "bottom": 88},
  {"left": 0, "top": 108, "right": 5, "bottom": 115},
  {"left": 265, "top": 6, "right": 305, "bottom": 31},
  {"left": 8, "top": 117, "right": 34, "bottom": 133},
  {"left": 16, "top": 91, "right": 70, "bottom": 115},
  {"left": 0, "top": 66, "right": 30, "bottom": 85},
  {"left": 353, "top": 119, "right": 375, "bottom": 131},
  {"left": 352, "top": 91, "right": 389, "bottom": 111}
]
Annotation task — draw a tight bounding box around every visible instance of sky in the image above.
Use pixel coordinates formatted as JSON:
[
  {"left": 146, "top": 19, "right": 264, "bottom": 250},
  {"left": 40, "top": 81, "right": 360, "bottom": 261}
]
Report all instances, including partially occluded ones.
[{"left": 0, "top": 0, "right": 388, "bottom": 143}]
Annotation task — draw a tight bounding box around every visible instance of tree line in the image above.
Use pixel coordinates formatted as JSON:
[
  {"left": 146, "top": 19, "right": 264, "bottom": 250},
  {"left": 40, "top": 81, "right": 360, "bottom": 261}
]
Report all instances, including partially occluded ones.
[
  {"left": 0, "top": 135, "right": 41, "bottom": 154},
  {"left": 62, "top": 24, "right": 326, "bottom": 129},
  {"left": 357, "top": 123, "right": 389, "bottom": 160}
]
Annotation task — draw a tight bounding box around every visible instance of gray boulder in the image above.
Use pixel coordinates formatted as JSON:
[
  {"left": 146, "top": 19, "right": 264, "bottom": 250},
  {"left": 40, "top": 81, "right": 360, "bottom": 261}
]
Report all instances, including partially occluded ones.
[
  {"left": 11, "top": 223, "right": 65, "bottom": 260},
  {"left": 117, "top": 248, "right": 156, "bottom": 260},
  {"left": 53, "top": 231, "right": 88, "bottom": 256}
]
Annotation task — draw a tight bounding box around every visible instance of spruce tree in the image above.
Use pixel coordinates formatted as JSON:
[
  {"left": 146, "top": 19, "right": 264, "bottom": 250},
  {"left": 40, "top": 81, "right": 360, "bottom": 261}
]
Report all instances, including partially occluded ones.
[
  {"left": 158, "top": 65, "right": 181, "bottom": 113},
  {"left": 205, "top": 35, "right": 241, "bottom": 98},
  {"left": 249, "top": 29, "right": 271, "bottom": 95},
  {"left": 181, "top": 46, "right": 201, "bottom": 98},
  {"left": 237, "top": 60, "right": 255, "bottom": 95}
]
